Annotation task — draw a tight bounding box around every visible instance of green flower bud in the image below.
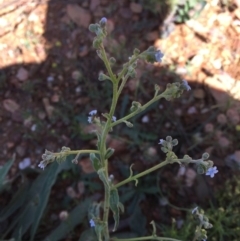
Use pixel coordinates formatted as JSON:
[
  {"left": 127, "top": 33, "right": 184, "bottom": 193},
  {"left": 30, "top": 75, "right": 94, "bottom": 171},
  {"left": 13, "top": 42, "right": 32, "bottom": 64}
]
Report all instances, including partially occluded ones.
[
  {"left": 124, "top": 121, "right": 133, "bottom": 128},
  {"left": 89, "top": 24, "right": 98, "bottom": 33},
  {"left": 109, "top": 57, "right": 116, "bottom": 65},
  {"left": 98, "top": 73, "right": 110, "bottom": 81},
  {"left": 130, "top": 101, "right": 142, "bottom": 112},
  {"left": 133, "top": 48, "right": 140, "bottom": 55},
  {"left": 202, "top": 152, "right": 209, "bottom": 160},
  {"left": 105, "top": 148, "right": 115, "bottom": 159}
]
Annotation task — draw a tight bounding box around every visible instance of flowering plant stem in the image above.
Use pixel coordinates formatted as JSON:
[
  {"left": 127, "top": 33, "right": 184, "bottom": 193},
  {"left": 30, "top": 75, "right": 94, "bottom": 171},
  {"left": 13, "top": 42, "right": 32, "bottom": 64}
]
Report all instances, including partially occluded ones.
[{"left": 40, "top": 18, "right": 216, "bottom": 241}]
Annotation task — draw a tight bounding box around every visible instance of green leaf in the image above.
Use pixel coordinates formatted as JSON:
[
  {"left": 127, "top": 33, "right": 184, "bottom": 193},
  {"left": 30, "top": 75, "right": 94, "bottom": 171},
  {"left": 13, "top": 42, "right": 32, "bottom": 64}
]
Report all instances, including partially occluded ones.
[
  {"left": 79, "top": 228, "right": 98, "bottom": 241},
  {"left": 98, "top": 168, "right": 110, "bottom": 190},
  {"left": 0, "top": 181, "right": 30, "bottom": 221},
  {"left": 104, "top": 148, "right": 115, "bottom": 160},
  {"left": 90, "top": 153, "right": 101, "bottom": 171},
  {"left": 44, "top": 198, "right": 90, "bottom": 241},
  {"left": 110, "top": 188, "right": 120, "bottom": 232},
  {"left": 0, "top": 156, "right": 15, "bottom": 192},
  {"left": 3, "top": 162, "right": 61, "bottom": 240}
]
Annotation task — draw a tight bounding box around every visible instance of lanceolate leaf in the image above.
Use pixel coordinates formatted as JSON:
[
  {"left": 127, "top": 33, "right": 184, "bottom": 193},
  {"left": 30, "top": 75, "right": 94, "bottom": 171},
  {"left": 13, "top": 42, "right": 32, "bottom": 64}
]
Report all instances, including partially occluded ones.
[
  {"left": 0, "top": 156, "right": 15, "bottom": 192},
  {"left": 110, "top": 188, "right": 120, "bottom": 232},
  {"left": 44, "top": 198, "right": 91, "bottom": 241}
]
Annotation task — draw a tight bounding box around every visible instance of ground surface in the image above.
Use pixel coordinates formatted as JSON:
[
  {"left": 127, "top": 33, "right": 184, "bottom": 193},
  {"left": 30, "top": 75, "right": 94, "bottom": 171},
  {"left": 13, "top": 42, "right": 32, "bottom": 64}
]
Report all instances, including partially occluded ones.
[{"left": 0, "top": 0, "right": 240, "bottom": 240}]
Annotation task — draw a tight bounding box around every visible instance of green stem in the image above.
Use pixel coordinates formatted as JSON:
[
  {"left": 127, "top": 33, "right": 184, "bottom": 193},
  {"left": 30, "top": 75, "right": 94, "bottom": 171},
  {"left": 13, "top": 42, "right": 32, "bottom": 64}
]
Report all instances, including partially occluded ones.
[
  {"left": 116, "top": 55, "right": 142, "bottom": 82},
  {"left": 54, "top": 150, "right": 99, "bottom": 156},
  {"left": 111, "top": 236, "right": 182, "bottom": 241},
  {"left": 114, "top": 160, "right": 169, "bottom": 189},
  {"left": 99, "top": 44, "right": 119, "bottom": 241},
  {"left": 117, "top": 73, "right": 130, "bottom": 98},
  {"left": 111, "top": 93, "right": 164, "bottom": 128}
]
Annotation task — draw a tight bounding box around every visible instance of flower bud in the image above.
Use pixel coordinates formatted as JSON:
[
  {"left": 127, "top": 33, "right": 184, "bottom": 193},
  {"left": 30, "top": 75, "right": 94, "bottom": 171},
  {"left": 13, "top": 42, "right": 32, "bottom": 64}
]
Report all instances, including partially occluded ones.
[
  {"left": 109, "top": 57, "right": 116, "bottom": 65},
  {"left": 100, "top": 17, "right": 107, "bottom": 27},
  {"left": 99, "top": 73, "right": 109, "bottom": 81}
]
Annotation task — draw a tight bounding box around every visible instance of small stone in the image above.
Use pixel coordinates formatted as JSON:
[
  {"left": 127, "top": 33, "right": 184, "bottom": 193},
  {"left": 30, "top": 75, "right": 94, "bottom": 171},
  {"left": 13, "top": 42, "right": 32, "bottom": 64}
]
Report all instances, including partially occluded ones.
[
  {"left": 90, "top": 0, "right": 100, "bottom": 11},
  {"left": 42, "top": 98, "right": 54, "bottom": 118},
  {"left": 204, "top": 123, "right": 214, "bottom": 133},
  {"left": 217, "top": 113, "right": 227, "bottom": 125},
  {"left": 79, "top": 157, "right": 95, "bottom": 173},
  {"left": 185, "top": 168, "right": 197, "bottom": 187},
  {"left": 177, "top": 165, "right": 186, "bottom": 177},
  {"left": 47, "top": 76, "right": 54, "bottom": 82},
  {"left": 75, "top": 86, "right": 82, "bottom": 93},
  {"left": 108, "top": 138, "right": 126, "bottom": 153},
  {"left": 146, "top": 31, "right": 159, "bottom": 41},
  {"left": 141, "top": 115, "right": 149, "bottom": 123},
  {"left": 226, "top": 108, "right": 240, "bottom": 125},
  {"left": 175, "top": 109, "right": 182, "bottom": 116},
  {"left": 28, "top": 12, "right": 39, "bottom": 22},
  {"left": 66, "top": 186, "right": 77, "bottom": 198},
  {"left": 3, "top": 99, "right": 20, "bottom": 113},
  {"left": 24, "top": 116, "right": 33, "bottom": 127},
  {"left": 119, "top": 8, "right": 132, "bottom": 19},
  {"left": 7, "top": 142, "right": 14, "bottom": 149},
  {"left": 218, "top": 136, "right": 230, "bottom": 148},
  {"left": 16, "top": 67, "right": 29, "bottom": 81},
  {"left": 16, "top": 145, "right": 26, "bottom": 157},
  {"left": 59, "top": 211, "right": 69, "bottom": 221},
  {"left": 146, "top": 147, "right": 157, "bottom": 157},
  {"left": 71, "top": 70, "right": 82, "bottom": 80},
  {"left": 51, "top": 94, "right": 60, "bottom": 103},
  {"left": 193, "top": 89, "right": 205, "bottom": 99},
  {"left": 78, "top": 45, "right": 89, "bottom": 57},
  {"left": 77, "top": 181, "right": 85, "bottom": 195},
  {"left": 31, "top": 124, "right": 37, "bottom": 132},
  {"left": 106, "top": 19, "right": 114, "bottom": 34},
  {"left": 66, "top": 4, "right": 91, "bottom": 28},
  {"left": 38, "top": 111, "right": 46, "bottom": 120},
  {"left": 130, "top": 2, "right": 143, "bottom": 13},
  {"left": 212, "top": 59, "right": 222, "bottom": 69},
  {"left": 187, "top": 106, "right": 197, "bottom": 114}
]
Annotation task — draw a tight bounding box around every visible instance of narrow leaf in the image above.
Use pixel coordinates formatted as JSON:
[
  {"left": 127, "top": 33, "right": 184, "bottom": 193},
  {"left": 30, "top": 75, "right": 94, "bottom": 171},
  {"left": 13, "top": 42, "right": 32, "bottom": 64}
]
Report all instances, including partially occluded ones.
[
  {"left": 0, "top": 156, "right": 15, "bottom": 192},
  {"left": 44, "top": 198, "right": 90, "bottom": 241}
]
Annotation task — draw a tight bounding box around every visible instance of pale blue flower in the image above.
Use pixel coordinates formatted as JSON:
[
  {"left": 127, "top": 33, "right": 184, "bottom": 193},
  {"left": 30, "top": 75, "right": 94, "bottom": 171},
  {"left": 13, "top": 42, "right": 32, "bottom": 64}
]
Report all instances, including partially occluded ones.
[
  {"left": 192, "top": 206, "right": 198, "bottom": 214},
  {"left": 155, "top": 50, "right": 164, "bottom": 63},
  {"left": 112, "top": 116, "right": 117, "bottom": 122},
  {"left": 89, "top": 219, "right": 95, "bottom": 227},
  {"left": 38, "top": 161, "right": 46, "bottom": 170},
  {"left": 100, "top": 17, "right": 107, "bottom": 26},
  {"left": 89, "top": 110, "right": 97, "bottom": 116},
  {"left": 206, "top": 166, "right": 218, "bottom": 178},
  {"left": 182, "top": 80, "right": 191, "bottom": 91},
  {"left": 158, "top": 139, "right": 164, "bottom": 145},
  {"left": 88, "top": 116, "right": 92, "bottom": 123}
]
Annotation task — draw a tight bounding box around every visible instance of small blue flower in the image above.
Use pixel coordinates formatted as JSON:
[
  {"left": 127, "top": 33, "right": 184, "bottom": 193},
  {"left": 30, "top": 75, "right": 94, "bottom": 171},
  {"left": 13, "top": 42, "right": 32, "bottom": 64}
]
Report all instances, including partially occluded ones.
[
  {"left": 158, "top": 139, "right": 164, "bottom": 145},
  {"left": 89, "top": 110, "right": 97, "bottom": 116},
  {"left": 206, "top": 166, "right": 218, "bottom": 178},
  {"left": 88, "top": 116, "right": 92, "bottom": 123},
  {"left": 89, "top": 219, "right": 95, "bottom": 227},
  {"left": 192, "top": 206, "right": 198, "bottom": 214},
  {"left": 182, "top": 80, "right": 191, "bottom": 91},
  {"left": 155, "top": 50, "right": 164, "bottom": 63},
  {"left": 112, "top": 116, "right": 117, "bottom": 122},
  {"left": 100, "top": 17, "right": 107, "bottom": 26}
]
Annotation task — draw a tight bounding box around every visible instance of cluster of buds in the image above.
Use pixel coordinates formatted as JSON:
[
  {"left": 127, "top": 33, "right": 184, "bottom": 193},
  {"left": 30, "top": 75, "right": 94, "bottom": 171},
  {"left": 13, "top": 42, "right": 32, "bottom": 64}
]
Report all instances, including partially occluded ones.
[
  {"left": 89, "top": 17, "right": 107, "bottom": 49},
  {"left": 192, "top": 207, "right": 213, "bottom": 241}
]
